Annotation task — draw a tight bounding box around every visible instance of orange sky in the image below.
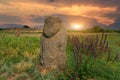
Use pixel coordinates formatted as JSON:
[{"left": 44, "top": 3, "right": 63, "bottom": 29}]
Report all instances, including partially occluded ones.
[{"left": 0, "top": 0, "right": 120, "bottom": 29}]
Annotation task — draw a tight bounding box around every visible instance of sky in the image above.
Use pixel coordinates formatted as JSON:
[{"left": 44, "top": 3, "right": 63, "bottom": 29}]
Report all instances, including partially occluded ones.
[{"left": 0, "top": 0, "right": 120, "bottom": 30}]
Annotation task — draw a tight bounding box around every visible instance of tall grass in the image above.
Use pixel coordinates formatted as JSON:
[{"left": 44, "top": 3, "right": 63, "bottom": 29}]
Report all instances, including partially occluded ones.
[
  {"left": 62, "top": 33, "right": 120, "bottom": 80},
  {"left": 0, "top": 32, "right": 120, "bottom": 80}
]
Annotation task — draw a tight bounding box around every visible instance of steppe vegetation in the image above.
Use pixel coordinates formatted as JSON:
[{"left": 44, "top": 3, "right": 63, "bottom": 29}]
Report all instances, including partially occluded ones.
[{"left": 0, "top": 30, "right": 120, "bottom": 80}]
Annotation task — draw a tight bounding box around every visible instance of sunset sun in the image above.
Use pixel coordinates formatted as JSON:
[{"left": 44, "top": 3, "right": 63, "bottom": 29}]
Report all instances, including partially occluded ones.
[{"left": 71, "top": 23, "right": 83, "bottom": 30}]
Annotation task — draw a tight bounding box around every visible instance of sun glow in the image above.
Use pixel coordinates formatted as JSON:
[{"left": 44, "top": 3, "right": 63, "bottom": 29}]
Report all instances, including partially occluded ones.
[{"left": 71, "top": 23, "right": 83, "bottom": 30}]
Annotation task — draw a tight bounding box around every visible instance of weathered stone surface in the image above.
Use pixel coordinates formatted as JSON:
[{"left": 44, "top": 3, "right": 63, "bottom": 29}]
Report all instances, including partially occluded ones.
[
  {"left": 40, "top": 16, "right": 67, "bottom": 70},
  {"left": 43, "top": 16, "right": 62, "bottom": 38}
]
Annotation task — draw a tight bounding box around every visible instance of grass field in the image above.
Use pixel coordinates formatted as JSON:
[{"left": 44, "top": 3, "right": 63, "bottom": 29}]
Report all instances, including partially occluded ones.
[{"left": 0, "top": 31, "right": 120, "bottom": 80}]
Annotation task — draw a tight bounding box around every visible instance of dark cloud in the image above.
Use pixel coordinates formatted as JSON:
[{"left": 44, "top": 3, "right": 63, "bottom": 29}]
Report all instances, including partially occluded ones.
[
  {"left": 82, "top": 0, "right": 120, "bottom": 7},
  {"left": 43, "top": 0, "right": 120, "bottom": 8},
  {"left": 109, "top": 18, "right": 120, "bottom": 30},
  {"left": 1, "top": 0, "right": 119, "bottom": 8},
  {"left": 0, "top": 14, "right": 23, "bottom": 24},
  {"left": 116, "top": 7, "right": 120, "bottom": 13},
  {"left": 0, "top": 0, "right": 10, "bottom": 4},
  {"left": 30, "top": 15, "right": 45, "bottom": 24},
  {"left": 101, "top": 13, "right": 120, "bottom": 19},
  {"left": 48, "top": 0, "right": 55, "bottom": 2},
  {"left": 1, "top": 0, "right": 120, "bottom": 8}
]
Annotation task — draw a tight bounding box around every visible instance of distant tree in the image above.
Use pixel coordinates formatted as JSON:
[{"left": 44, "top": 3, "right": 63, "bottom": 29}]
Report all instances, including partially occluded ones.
[
  {"left": 0, "top": 28, "right": 4, "bottom": 30},
  {"left": 23, "top": 25, "right": 30, "bottom": 28},
  {"left": 91, "top": 26, "right": 104, "bottom": 33},
  {"left": 105, "top": 29, "right": 114, "bottom": 33},
  {"left": 118, "top": 30, "right": 120, "bottom": 33},
  {"left": 115, "top": 30, "right": 120, "bottom": 33}
]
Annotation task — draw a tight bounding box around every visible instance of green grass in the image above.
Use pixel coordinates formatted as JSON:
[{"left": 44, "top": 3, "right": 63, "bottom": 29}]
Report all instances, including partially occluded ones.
[{"left": 0, "top": 32, "right": 120, "bottom": 80}]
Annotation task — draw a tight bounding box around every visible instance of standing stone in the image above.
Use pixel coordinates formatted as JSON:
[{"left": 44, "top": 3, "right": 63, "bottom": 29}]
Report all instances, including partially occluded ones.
[{"left": 40, "top": 16, "right": 67, "bottom": 70}]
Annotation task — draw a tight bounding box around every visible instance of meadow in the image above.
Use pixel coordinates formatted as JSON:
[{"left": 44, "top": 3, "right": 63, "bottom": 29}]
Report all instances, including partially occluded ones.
[{"left": 0, "top": 31, "right": 120, "bottom": 80}]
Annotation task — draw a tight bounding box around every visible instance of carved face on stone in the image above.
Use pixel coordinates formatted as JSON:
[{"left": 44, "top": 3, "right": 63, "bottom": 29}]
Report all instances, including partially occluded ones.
[{"left": 43, "top": 16, "right": 62, "bottom": 38}]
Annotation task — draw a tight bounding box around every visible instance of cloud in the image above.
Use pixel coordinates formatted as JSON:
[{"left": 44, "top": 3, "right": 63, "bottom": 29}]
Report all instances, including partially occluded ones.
[
  {"left": 0, "top": 0, "right": 120, "bottom": 29},
  {"left": 1, "top": 0, "right": 120, "bottom": 7},
  {"left": 0, "top": 14, "right": 23, "bottom": 24},
  {"left": 30, "top": 16, "right": 45, "bottom": 24},
  {"left": 31, "top": 14, "right": 102, "bottom": 29},
  {"left": 48, "top": 0, "right": 55, "bottom": 2},
  {"left": 57, "top": 14, "right": 109, "bottom": 30},
  {"left": 0, "top": 0, "right": 10, "bottom": 4},
  {"left": 109, "top": 18, "right": 120, "bottom": 30}
]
